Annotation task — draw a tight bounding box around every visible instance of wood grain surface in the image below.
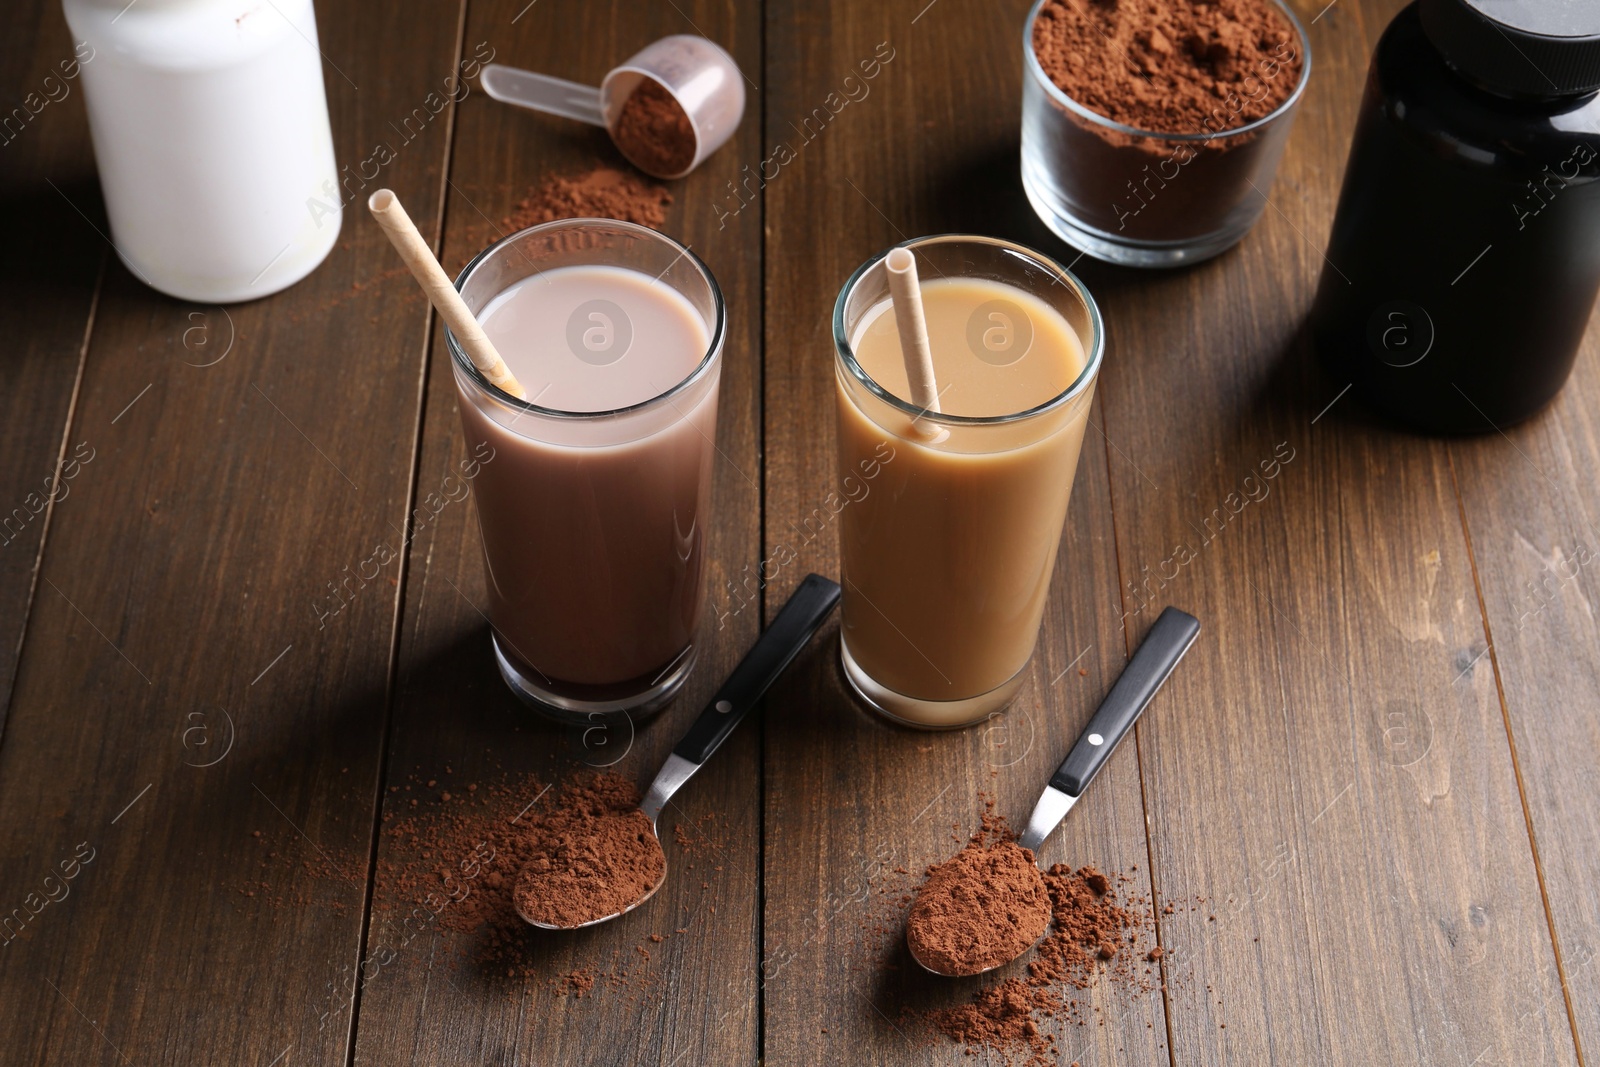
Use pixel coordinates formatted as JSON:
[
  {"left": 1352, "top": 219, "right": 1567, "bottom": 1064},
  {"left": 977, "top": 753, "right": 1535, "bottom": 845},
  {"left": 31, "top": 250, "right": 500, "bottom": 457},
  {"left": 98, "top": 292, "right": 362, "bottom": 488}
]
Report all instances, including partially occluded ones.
[
  {"left": 1443, "top": 131, "right": 1600, "bottom": 1067},
  {"left": 0, "top": 0, "right": 100, "bottom": 739},
  {"left": 346, "top": 1, "right": 766, "bottom": 1064},
  {"left": 0, "top": 0, "right": 1594, "bottom": 1064},
  {"left": 758, "top": 0, "right": 1168, "bottom": 1063},
  {"left": 1092, "top": 2, "right": 1577, "bottom": 1063},
  {"left": 0, "top": 2, "right": 464, "bottom": 1063}
]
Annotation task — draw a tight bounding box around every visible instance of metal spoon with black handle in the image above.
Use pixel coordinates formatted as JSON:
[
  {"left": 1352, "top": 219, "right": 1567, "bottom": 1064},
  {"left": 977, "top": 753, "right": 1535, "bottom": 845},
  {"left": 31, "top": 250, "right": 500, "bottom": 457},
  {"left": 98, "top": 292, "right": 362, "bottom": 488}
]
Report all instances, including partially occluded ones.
[
  {"left": 910, "top": 606, "right": 1201, "bottom": 976},
  {"left": 1017, "top": 607, "right": 1200, "bottom": 854},
  {"left": 518, "top": 573, "right": 842, "bottom": 930}
]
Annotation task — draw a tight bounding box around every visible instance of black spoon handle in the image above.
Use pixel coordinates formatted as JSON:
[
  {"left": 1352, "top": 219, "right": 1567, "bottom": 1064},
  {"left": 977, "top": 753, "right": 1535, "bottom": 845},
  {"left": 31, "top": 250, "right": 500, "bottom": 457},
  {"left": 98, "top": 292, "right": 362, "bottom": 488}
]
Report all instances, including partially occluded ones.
[
  {"left": 1048, "top": 607, "right": 1200, "bottom": 797},
  {"left": 672, "top": 573, "right": 842, "bottom": 766}
]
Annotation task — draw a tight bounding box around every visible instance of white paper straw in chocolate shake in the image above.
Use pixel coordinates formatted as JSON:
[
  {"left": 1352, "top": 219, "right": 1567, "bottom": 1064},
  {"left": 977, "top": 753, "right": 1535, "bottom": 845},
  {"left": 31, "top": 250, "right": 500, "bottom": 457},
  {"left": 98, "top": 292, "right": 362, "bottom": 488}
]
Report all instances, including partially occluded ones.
[
  {"left": 367, "top": 189, "right": 527, "bottom": 399},
  {"left": 884, "top": 246, "right": 941, "bottom": 420}
]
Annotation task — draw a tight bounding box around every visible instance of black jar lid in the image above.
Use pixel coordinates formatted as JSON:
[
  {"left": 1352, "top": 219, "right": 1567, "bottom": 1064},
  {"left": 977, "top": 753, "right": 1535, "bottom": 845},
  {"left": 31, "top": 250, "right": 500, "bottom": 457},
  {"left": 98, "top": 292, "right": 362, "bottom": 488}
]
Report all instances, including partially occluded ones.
[{"left": 1420, "top": 0, "right": 1600, "bottom": 98}]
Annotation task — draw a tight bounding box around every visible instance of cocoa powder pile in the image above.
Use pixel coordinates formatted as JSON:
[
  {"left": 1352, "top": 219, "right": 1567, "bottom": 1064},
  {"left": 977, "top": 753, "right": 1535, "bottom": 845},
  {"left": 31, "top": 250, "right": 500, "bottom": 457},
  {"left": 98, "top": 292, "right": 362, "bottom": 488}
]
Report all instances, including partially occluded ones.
[
  {"left": 1032, "top": 0, "right": 1303, "bottom": 133},
  {"left": 368, "top": 767, "right": 677, "bottom": 988},
  {"left": 926, "top": 864, "right": 1160, "bottom": 1064},
  {"left": 371, "top": 766, "right": 544, "bottom": 966},
  {"left": 513, "top": 774, "right": 666, "bottom": 928},
  {"left": 501, "top": 166, "right": 673, "bottom": 233},
  {"left": 906, "top": 839, "right": 1050, "bottom": 977},
  {"left": 612, "top": 78, "right": 696, "bottom": 177},
  {"left": 902, "top": 804, "right": 1165, "bottom": 1063}
]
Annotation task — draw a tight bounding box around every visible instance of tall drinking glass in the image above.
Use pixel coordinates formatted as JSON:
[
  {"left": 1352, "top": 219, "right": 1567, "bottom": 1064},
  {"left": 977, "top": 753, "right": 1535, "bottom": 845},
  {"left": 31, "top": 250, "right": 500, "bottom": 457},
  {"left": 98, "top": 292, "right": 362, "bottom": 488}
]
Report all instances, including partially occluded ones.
[
  {"left": 448, "top": 219, "right": 725, "bottom": 722},
  {"left": 833, "top": 235, "right": 1103, "bottom": 728}
]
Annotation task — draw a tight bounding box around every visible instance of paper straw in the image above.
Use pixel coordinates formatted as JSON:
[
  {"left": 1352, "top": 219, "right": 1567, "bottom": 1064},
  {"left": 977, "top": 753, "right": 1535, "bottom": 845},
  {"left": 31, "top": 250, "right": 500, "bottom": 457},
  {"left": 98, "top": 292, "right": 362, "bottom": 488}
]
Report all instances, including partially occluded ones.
[
  {"left": 884, "top": 247, "right": 940, "bottom": 418},
  {"left": 367, "top": 189, "right": 526, "bottom": 399}
]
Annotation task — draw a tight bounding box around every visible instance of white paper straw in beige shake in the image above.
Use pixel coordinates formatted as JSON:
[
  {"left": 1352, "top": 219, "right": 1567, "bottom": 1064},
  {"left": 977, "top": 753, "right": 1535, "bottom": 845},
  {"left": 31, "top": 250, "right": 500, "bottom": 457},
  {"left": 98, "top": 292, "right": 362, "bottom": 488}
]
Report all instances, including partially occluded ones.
[
  {"left": 367, "top": 189, "right": 527, "bottom": 399},
  {"left": 884, "top": 246, "right": 941, "bottom": 421}
]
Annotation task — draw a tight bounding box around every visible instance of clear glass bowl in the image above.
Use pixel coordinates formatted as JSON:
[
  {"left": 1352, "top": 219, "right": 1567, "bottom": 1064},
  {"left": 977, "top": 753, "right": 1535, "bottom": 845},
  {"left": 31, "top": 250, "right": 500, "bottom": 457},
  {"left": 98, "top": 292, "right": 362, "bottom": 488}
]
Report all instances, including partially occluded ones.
[{"left": 1020, "top": 0, "right": 1312, "bottom": 268}]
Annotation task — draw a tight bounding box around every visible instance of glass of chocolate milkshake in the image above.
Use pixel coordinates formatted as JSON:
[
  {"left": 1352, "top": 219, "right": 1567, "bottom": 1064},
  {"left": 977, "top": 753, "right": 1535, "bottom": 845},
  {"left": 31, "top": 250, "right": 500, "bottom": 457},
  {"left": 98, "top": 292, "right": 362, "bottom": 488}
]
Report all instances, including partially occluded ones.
[
  {"left": 1021, "top": 0, "right": 1311, "bottom": 267},
  {"left": 449, "top": 220, "right": 725, "bottom": 723}
]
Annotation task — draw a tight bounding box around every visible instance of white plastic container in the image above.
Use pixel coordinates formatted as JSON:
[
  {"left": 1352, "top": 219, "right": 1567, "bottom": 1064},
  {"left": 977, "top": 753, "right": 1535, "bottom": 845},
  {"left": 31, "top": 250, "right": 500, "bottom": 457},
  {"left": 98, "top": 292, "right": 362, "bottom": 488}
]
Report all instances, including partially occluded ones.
[{"left": 62, "top": 0, "right": 341, "bottom": 302}]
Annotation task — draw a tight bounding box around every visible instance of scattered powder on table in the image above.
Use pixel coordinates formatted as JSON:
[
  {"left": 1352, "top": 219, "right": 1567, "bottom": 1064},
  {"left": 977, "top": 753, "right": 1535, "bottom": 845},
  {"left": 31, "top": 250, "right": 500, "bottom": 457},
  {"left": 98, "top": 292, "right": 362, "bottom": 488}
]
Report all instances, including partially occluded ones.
[
  {"left": 229, "top": 828, "right": 357, "bottom": 907},
  {"left": 370, "top": 767, "right": 676, "bottom": 993},
  {"left": 905, "top": 831, "right": 1050, "bottom": 977},
  {"left": 925, "top": 864, "right": 1159, "bottom": 1064},
  {"left": 1031, "top": 0, "right": 1303, "bottom": 134},
  {"left": 612, "top": 78, "right": 697, "bottom": 177},
  {"left": 513, "top": 774, "right": 666, "bottom": 928},
  {"left": 501, "top": 166, "right": 673, "bottom": 234},
  {"left": 371, "top": 767, "right": 543, "bottom": 964},
  {"left": 672, "top": 809, "right": 731, "bottom": 864},
  {"left": 230, "top": 763, "right": 701, "bottom": 1007},
  {"left": 558, "top": 969, "right": 596, "bottom": 997},
  {"left": 896, "top": 801, "right": 1166, "bottom": 1064}
]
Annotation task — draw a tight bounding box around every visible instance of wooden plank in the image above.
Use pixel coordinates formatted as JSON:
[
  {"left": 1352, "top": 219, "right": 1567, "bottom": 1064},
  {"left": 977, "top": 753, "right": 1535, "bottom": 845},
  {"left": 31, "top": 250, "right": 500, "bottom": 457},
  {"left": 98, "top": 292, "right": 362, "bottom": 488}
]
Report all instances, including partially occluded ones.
[
  {"left": 0, "top": 0, "right": 102, "bottom": 737},
  {"left": 0, "top": 1, "right": 466, "bottom": 1062},
  {"left": 346, "top": 0, "right": 765, "bottom": 1063},
  {"left": 1446, "top": 180, "right": 1600, "bottom": 1061},
  {"left": 1093, "top": 1, "right": 1579, "bottom": 1064},
  {"left": 758, "top": 0, "right": 1168, "bottom": 1062}
]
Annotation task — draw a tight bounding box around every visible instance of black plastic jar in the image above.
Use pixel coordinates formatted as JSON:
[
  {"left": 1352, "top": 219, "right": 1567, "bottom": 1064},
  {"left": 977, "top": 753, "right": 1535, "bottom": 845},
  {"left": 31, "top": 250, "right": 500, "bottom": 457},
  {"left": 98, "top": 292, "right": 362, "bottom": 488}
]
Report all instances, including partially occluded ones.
[{"left": 1309, "top": 0, "right": 1600, "bottom": 433}]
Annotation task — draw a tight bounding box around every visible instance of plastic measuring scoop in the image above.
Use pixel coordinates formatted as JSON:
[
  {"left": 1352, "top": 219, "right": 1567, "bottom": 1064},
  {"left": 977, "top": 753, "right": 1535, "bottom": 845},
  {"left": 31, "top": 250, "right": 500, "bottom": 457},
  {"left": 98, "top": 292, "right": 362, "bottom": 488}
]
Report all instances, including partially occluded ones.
[{"left": 481, "top": 35, "right": 745, "bottom": 179}]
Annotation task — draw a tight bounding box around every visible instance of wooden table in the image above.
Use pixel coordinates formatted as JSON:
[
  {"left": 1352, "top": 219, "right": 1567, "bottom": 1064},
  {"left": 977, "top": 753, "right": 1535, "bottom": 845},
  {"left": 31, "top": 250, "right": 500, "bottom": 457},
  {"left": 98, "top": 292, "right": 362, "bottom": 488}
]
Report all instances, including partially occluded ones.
[{"left": 3, "top": 0, "right": 1597, "bottom": 1063}]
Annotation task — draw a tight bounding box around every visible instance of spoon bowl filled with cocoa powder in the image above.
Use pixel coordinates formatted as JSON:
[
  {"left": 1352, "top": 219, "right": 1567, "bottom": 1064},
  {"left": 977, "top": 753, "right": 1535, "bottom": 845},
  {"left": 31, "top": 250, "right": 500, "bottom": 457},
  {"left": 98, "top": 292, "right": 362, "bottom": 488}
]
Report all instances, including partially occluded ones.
[
  {"left": 515, "top": 575, "right": 840, "bottom": 930},
  {"left": 482, "top": 35, "right": 745, "bottom": 180},
  {"left": 511, "top": 775, "right": 671, "bottom": 930},
  {"left": 908, "top": 608, "right": 1198, "bottom": 976}
]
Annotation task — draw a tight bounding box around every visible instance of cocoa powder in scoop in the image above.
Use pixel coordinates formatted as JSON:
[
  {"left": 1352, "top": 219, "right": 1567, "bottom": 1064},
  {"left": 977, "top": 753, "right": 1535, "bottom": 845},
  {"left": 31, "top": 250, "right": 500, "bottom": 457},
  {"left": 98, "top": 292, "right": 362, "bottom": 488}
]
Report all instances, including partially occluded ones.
[
  {"left": 1031, "top": 0, "right": 1303, "bottom": 134},
  {"left": 906, "top": 839, "right": 1050, "bottom": 976},
  {"left": 513, "top": 773, "right": 666, "bottom": 928},
  {"left": 612, "top": 78, "right": 696, "bottom": 176}
]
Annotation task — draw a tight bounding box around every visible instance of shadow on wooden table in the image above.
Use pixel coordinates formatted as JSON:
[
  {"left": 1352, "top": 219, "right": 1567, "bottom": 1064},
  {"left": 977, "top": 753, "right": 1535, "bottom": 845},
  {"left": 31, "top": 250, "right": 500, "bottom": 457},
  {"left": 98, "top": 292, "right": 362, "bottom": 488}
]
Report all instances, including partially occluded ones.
[
  {"left": 928, "top": 141, "right": 1406, "bottom": 442},
  {"left": 0, "top": 172, "right": 111, "bottom": 298},
  {"left": 368, "top": 620, "right": 773, "bottom": 998}
]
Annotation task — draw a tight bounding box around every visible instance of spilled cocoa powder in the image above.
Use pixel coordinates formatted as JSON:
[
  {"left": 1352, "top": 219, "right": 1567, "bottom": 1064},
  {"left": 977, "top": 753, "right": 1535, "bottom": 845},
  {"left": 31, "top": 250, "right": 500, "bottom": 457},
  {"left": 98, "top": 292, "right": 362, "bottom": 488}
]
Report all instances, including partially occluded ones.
[
  {"left": 612, "top": 78, "right": 697, "bottom": 177},
  {"left": 672, "top": 809, "right": 731, "bottom": 860},
  {"left": 363, "top": 766, "right": 682, "bottom": 995},
  {"left": 902, "top": 803, "right": 1164, "bottom": 1065},
  {"left": 906, "top": 838, "right": 1050, "bottom": 977},
  {"left": 501, "top": 166, "right": 673, "bottom": 234},
  {"left": 229, "top": 760, "right": 728, "bottom": 1014},
  {"left": 369, "top": 766, "right": 548, "bottom": 968},
  {"left": 1031, "top": 0, "right": 1303, "bottom": 134},
  {"left": 558, "top": 969, "right": 596, "bottom": 997},
  {"left": 924, "top": 864, "right": 1160, "bottom": 1064},
  {"left": 512, "top": 774, "right": 666, "bottom": 928}
]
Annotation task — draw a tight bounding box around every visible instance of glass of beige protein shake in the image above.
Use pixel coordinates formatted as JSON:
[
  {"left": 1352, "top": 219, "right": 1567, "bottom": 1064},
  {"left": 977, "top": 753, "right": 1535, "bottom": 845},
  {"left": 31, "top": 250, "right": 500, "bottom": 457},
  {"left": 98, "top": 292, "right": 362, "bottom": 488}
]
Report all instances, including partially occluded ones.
[{"left": 833, "top": 235, "right": 1103, "bottom": 728}]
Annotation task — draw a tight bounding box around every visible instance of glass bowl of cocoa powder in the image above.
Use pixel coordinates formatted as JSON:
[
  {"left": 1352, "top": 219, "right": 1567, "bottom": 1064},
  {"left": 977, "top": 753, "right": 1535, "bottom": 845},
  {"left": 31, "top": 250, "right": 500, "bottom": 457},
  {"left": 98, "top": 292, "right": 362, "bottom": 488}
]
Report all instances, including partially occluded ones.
[{"left": 1021, "top": 0, "right": 1310, "bottom": 268}]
